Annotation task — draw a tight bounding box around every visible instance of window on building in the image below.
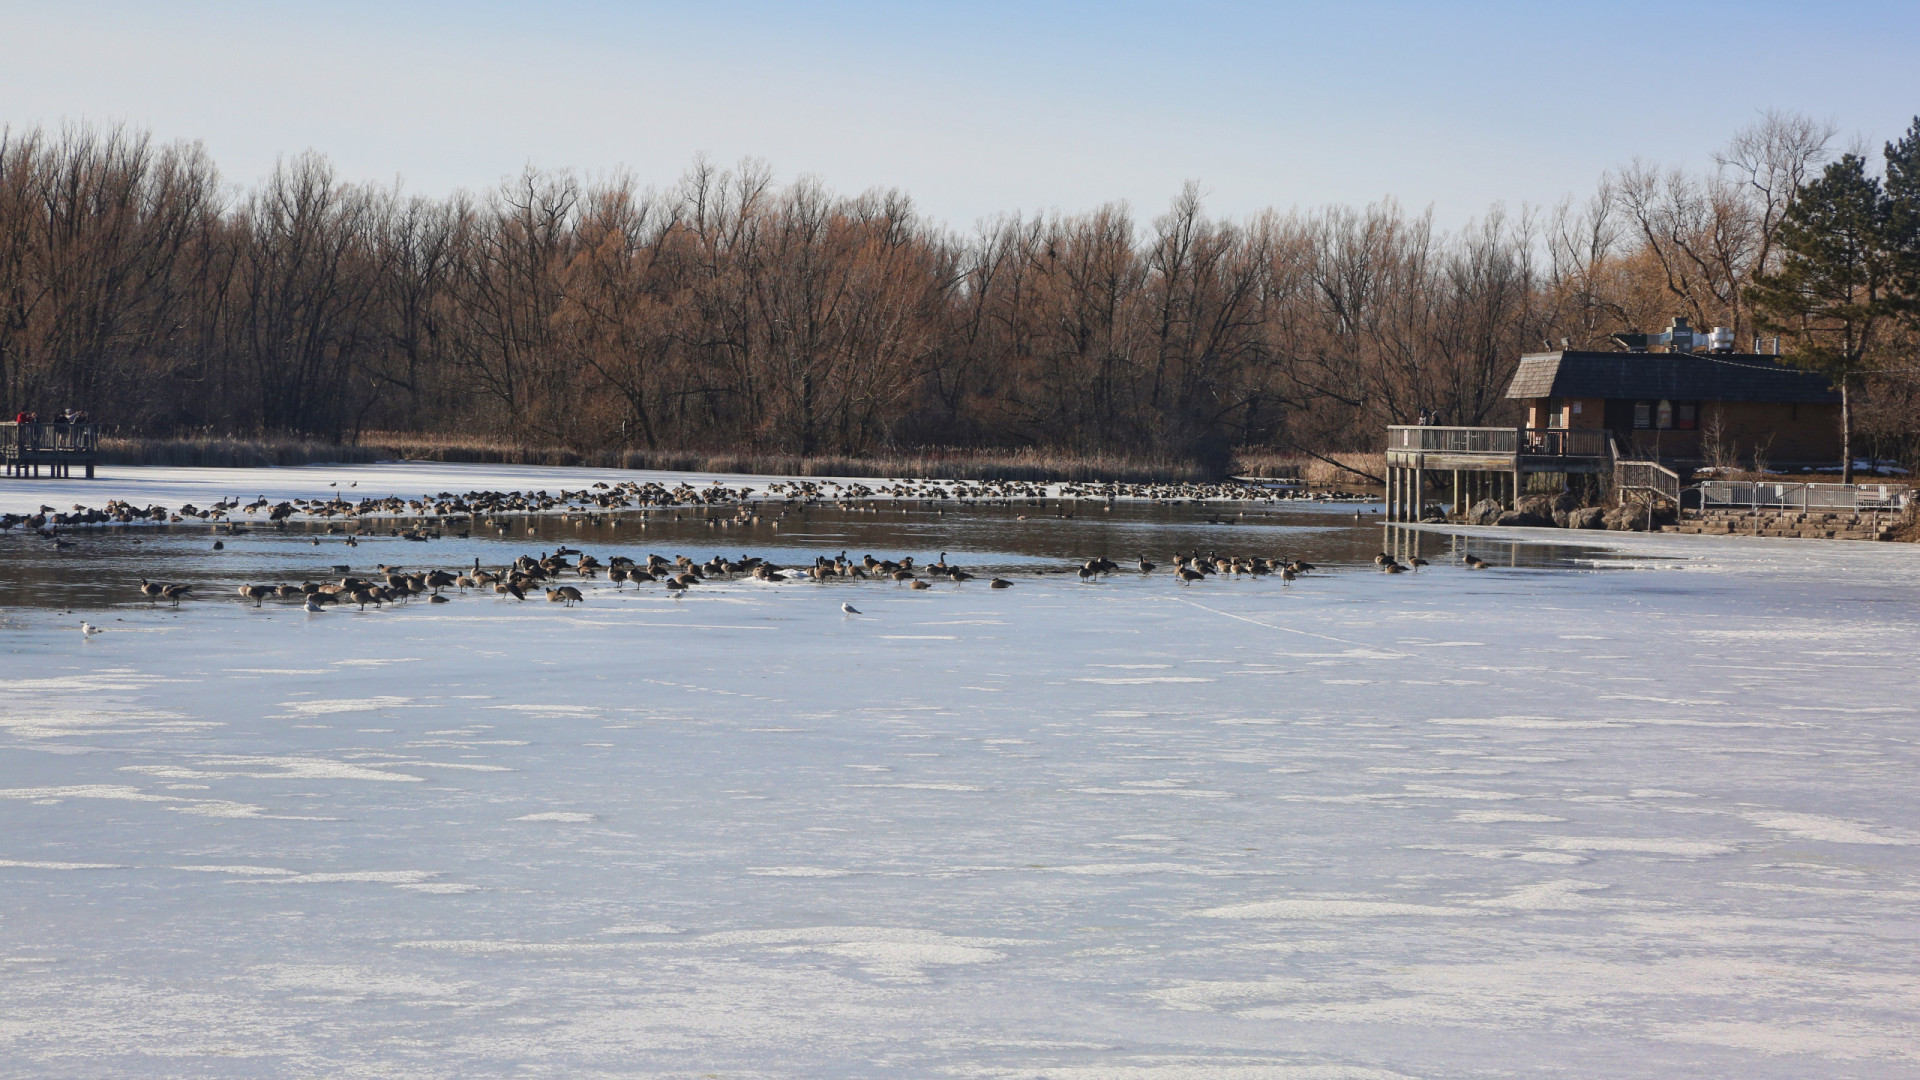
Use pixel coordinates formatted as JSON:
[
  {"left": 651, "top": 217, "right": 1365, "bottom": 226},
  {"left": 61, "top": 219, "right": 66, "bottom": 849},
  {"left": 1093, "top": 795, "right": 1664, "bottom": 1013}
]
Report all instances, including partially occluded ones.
[
  {"left": 1677, "top": 403, "right": 1697, "bottom": 430},
  {"left": 1633, "top": 401, "right": 1651, "bottom": 429}
]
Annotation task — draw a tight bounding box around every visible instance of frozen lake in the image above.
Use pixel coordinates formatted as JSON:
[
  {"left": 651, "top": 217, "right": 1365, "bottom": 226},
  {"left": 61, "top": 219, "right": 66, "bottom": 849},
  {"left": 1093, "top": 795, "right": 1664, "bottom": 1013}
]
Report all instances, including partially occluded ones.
[{"left": 1, "top": 464, "right": 1918, "bottom": 1077}]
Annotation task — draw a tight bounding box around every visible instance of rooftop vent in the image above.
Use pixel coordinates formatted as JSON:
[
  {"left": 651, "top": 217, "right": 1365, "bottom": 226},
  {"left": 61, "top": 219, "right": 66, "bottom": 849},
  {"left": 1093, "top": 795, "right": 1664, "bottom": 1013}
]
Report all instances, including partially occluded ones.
[
  {"left": 1665, "top": 316, "right": 1698, "bottom": 352},
  {"left": 1616, "top": 316, "right": 1720, "bottom": 353}
]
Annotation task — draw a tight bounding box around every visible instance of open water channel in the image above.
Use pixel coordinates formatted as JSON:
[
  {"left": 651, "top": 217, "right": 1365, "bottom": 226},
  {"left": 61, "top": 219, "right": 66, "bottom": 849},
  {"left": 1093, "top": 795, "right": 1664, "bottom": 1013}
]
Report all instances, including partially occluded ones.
[{"left": 1, "top": 498, "right": 1644, "bottom": 611}]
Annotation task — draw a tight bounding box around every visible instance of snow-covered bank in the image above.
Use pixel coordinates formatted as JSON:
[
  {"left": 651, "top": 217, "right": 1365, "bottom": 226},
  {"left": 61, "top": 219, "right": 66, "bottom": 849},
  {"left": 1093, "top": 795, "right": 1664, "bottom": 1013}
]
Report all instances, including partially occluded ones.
[
  {"left": 0, "top": 460, "right": 870, "bottom": 518},
  {"left": 0, "top": 461, "right": 1356, "bottom": 523},
  {"left": 1, "top": 538, "right": 1918, "bottom": 1077}
]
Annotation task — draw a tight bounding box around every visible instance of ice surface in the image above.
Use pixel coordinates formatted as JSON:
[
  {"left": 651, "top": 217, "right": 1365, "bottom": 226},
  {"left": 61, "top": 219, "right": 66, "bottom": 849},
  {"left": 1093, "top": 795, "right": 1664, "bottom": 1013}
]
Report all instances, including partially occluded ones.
[{"left": 2, "top": 478, "right": 1920, "bottom": 1076}]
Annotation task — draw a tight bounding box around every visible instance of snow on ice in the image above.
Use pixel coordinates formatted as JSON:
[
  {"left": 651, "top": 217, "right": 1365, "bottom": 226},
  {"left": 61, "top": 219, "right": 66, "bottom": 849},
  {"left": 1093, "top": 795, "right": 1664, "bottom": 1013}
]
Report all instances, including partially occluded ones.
[{"left": 0, "top": 464, "right": 1918, "bottom": 1077}]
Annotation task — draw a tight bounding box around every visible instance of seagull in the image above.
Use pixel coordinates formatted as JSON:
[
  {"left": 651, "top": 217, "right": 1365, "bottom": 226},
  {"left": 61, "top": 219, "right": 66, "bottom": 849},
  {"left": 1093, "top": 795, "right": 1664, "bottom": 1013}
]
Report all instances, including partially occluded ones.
[
  {"left": 80, "top": 621, "right": 102, "bottom": 638},
  {"left": 841, "top": 602, "right": 861, "bottom": 615},
  {"left": 304, "top": 597, "right": 325, "bottom": 612}
]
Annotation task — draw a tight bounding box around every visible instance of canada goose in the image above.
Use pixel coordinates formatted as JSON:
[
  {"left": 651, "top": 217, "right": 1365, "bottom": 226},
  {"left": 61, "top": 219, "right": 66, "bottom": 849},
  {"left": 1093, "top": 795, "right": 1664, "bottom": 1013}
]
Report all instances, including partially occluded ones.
[
  {"left": 989, "top": 578, "right": 1013, "bottom": 588},
  {"left": 1374, "top": 553, "right": 1392, "bottom": 567},
  {"left": 608, "top": 567, "right": 630, "bottom": 587},
  {"left": 1138, "top": 555, "right": 1156, "bottom": 573},
  {"left": 664, "top": 578, "right": 687, "bottom": 596},
  {"left": 841, "top": 602, "right": 861, "bottom": 614},
  {"left": 498, "top": 582, "right": 526, "bottom": 601},
  {"left": 1077, "top": 566, "right": 1096, "bottom": 584},
  {"left": 546, "top": 586, "right": 584, "bottom": 606},
  {"left": 1410, "top": 557, "right": 1428, "bottom": 570},
  {"left": 429, "top": 594, "right": 450, "bottom": 604},
  {"left": 80, "top": 621, "right": 102, "bottom": 638},
  {"left": 1383, "top": 561, "right": 1407, "bottom": 574},
  {"left": 162, "top": 583, "right": 193, "bottom": 606},
  {"left": 1281, "top": 566, "right": 1296, "bottom": 585},
  {"left": 892, "top": 569, "right": 914, "bottom": 583},
  {"left": 1463, "top": 554, "right": 1489, "bottom": 570},
  {"left": 948, "top": 568, "right": 973, "bottom": 582},
  {"left": 1177, "top": 566, "right": 1206, "bottom": 585},
  {"left": 909, "top": 579, "right": 932, "bottom": 590},
  {"left": 275, "top": 584, "right": 303, "bottom": 599},
  {"left": 139, "top": 579, "right": 165, "bottom": 603}
]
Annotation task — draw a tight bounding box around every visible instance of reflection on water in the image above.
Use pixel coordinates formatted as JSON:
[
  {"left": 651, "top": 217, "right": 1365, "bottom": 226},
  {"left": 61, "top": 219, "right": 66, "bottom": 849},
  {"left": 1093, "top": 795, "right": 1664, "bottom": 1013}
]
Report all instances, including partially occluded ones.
[{"left": 0, "top": 500, "right": 1640, "bottom": 611}]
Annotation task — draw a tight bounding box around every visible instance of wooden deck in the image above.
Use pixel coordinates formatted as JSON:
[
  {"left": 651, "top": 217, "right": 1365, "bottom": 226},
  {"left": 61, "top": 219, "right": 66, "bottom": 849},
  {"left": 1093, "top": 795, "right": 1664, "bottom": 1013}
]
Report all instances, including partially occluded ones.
[
  {"left": 3, "top": 422, "right": 98, "bottom": 478},
  {"left": 1383, "top": 425, "right": 1611, "bottom": 521}
]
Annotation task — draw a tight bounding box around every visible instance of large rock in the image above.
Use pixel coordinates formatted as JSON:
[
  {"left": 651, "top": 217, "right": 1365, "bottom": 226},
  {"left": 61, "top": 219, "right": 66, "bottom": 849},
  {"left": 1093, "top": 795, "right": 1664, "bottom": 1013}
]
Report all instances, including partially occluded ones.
[
  {"left": 1495, "top": 510, "right": 1554, "bottom": 528},
  {"left": 1604, "top": 506, "right": 1647, "bottom": 531},
  {"left": 1551, "top": 509, "right": 1571, "bottom": 528},
  {"left": 1569, "top": 507, "right": 1607, "bottom": 530},
  {"left": 1467, "top": 499, "right": 1504, "bottom": 526},
  {"left": 1517, "top": 494, "right": 1557, "bottom": 518}
]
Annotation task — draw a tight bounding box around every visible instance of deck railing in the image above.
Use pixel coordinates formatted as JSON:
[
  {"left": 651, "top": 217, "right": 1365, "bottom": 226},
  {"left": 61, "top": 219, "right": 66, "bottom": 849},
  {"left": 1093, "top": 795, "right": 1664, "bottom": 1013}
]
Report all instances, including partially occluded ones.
[
  {"left": 2, "top": 422, "right": 98, "bottom": 452},
  {"left": 1616, "top": 459, "right": 1682, "bottom": 503},
  {"left": 1522, "top": 428, "right": 1608, "bottom": 457},
  {"left": 1387, "top": 425, "right": 1517, "bottom": 454},
  {"left": 1388, "top": 425, "right": 1609, "bottom": 458}
]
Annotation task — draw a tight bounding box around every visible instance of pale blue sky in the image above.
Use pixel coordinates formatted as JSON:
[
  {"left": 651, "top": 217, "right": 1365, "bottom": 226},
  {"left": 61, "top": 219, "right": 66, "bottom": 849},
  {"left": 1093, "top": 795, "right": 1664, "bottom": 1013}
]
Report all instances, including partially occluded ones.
[{"left": 5, "top": 1, "right": 1916, "bottom": 230}]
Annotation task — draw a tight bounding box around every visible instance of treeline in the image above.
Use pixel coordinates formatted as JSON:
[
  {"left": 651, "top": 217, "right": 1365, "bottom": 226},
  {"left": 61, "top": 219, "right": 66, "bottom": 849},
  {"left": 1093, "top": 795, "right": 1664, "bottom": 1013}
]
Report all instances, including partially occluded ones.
[{"left": 2, "top": 113, "right": 1916, "bottom": 472}]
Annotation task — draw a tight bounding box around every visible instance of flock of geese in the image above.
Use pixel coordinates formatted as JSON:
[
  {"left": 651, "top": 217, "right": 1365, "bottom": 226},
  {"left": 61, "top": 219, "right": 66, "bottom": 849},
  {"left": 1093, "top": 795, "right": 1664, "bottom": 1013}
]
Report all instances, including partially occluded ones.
[
  {"left": 125, "top": 541, "right": 1476, "bottom": 615},
  {"left": 15, "top": 472, "right": 1371, "bottom": 536}
]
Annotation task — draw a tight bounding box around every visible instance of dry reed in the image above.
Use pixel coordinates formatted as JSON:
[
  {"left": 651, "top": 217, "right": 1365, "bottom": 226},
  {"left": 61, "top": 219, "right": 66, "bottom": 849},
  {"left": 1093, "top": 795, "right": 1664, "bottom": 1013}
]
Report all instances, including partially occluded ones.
[
  {"left": 1233, "top": 451, "right": 1385, "bottom": 487},
  {"left": 99, "top": 435, "right": 1222, "bottom": 484}
]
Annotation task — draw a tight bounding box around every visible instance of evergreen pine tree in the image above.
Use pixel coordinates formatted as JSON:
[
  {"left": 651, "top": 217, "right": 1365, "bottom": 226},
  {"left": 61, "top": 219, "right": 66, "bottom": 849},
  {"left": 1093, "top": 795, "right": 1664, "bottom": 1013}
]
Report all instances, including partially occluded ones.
[
  {"left": 1747, "top": 154, "right": 1898, "bottom": 482},
  {"left": 1884, "top": 117, "right": 1920, "bottom": 317}
]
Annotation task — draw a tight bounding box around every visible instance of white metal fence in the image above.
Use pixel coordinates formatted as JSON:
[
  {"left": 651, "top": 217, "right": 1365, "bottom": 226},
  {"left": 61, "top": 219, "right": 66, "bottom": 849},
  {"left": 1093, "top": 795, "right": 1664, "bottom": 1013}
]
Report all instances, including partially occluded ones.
[{"left": 1699, "top": 479, "right": 1910, "bottom": 514}]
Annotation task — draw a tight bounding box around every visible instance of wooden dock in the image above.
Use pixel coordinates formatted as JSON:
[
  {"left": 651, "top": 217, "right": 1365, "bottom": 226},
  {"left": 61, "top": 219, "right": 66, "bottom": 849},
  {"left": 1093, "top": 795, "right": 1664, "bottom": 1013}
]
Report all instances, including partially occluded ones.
[
  {"left": 3, "top": 422, "right": 98, "bottom": 478},
  {"left": 1383, "top": 425, "right": 1611, "bottom": 521}
]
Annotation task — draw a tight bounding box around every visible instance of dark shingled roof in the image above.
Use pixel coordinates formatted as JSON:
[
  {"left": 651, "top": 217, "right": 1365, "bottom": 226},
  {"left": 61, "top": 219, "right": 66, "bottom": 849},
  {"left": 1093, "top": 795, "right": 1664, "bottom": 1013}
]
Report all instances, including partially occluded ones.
[{"left": 1505, "top": 351, "right": 1841, "bottom": 403}]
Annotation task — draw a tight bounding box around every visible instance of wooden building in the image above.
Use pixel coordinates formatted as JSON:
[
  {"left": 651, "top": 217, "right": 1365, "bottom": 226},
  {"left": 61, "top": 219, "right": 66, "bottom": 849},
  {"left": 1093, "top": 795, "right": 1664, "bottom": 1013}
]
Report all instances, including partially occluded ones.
[
  {"left": 1507, "top": 341, "right": 1841, "bottom": 468},
  {"left": 1382, "top": 318, "right": 1843, "bottom": 522}
]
